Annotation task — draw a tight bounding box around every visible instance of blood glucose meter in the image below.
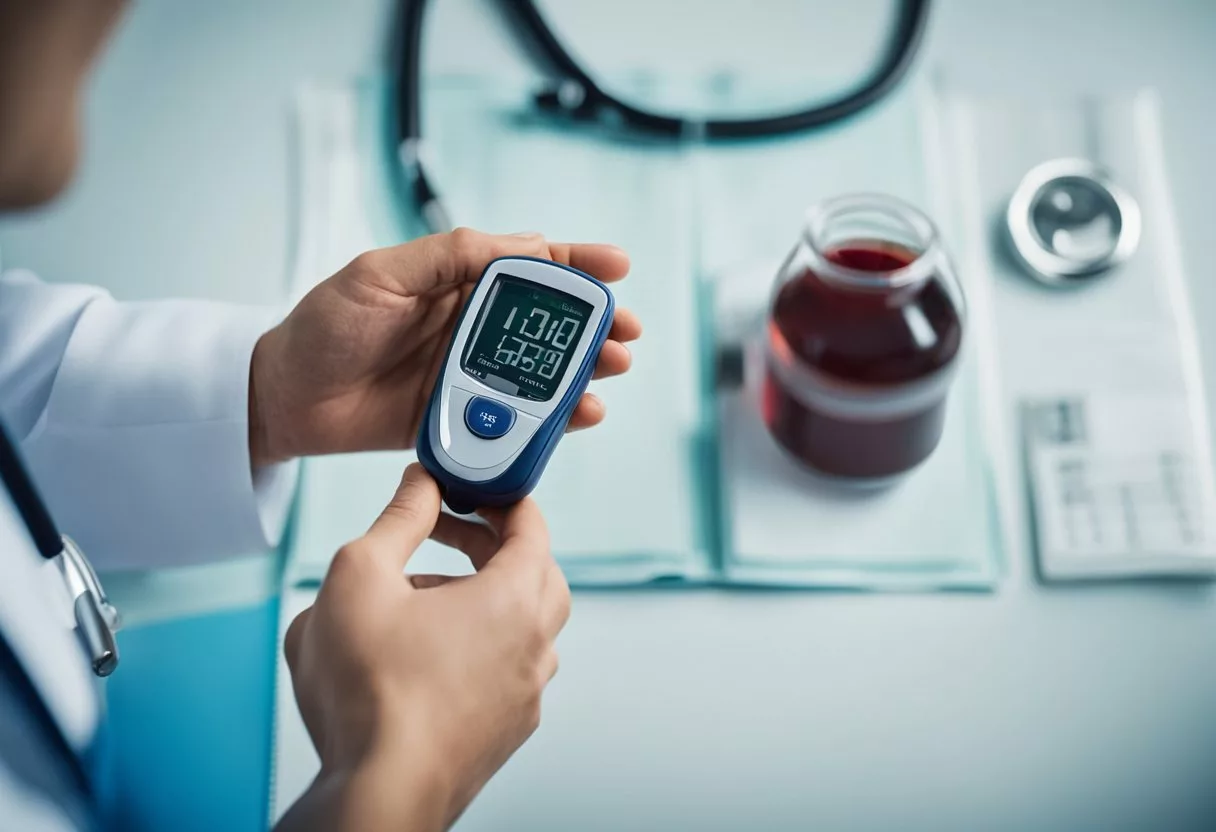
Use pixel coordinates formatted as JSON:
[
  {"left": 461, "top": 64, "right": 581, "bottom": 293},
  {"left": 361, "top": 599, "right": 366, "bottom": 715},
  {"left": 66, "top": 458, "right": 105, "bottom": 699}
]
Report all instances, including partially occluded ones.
[{"left": 417, "top": 256, "right": 615, "bottom": 513}]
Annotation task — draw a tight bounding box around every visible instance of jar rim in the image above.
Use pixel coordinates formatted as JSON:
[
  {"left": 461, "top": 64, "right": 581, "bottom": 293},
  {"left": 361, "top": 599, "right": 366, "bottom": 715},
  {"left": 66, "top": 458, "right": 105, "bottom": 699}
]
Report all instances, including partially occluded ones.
[{"left": 802, "top": 193, "right": 941, "bottom": 290}]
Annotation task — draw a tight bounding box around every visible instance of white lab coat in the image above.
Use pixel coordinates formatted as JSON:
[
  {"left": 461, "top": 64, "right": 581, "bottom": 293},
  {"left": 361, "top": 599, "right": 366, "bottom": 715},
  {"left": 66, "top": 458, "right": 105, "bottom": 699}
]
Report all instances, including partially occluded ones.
[{"left": 0, "top": 268, "right": 296, "bottom": 829}]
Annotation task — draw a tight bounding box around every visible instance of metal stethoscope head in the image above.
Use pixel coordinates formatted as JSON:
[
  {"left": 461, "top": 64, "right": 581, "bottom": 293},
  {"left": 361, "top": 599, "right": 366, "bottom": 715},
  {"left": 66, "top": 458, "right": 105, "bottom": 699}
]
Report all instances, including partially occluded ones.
[
  {"left": 0, "top": 421, "right": 121, "bottom": 678},
  {"left": 1005, "top": 158, "right": 1142, "bottom": 287}
]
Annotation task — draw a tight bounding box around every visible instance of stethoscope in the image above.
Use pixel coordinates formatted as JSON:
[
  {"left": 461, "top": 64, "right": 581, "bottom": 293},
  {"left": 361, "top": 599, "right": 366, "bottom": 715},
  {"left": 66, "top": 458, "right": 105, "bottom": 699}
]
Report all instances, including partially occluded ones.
[
  {"left": 392, "top": 0, "right": 1147, "bottom": 286},
  {"left": 1005, "top": 158, "right": 1141, "bottom": 288},
  {"left": 0, "top": 422, "right": 121, "bottom": 678},
  {"left": 393, "top": 0, "right": 932, "bottom": 234}
]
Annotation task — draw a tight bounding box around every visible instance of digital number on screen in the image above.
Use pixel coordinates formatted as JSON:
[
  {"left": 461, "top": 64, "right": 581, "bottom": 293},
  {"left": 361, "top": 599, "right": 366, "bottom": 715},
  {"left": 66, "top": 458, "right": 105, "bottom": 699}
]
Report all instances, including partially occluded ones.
[{"left": 461, "top": 275, "right": 594, "bottom": 401}]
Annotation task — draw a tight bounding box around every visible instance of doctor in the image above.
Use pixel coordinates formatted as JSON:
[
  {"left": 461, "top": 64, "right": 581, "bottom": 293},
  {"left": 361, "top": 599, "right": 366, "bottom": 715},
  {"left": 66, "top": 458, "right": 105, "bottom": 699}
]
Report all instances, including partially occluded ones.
[{"left": 0, "top": 2, "right": 641, "bottom": 830}]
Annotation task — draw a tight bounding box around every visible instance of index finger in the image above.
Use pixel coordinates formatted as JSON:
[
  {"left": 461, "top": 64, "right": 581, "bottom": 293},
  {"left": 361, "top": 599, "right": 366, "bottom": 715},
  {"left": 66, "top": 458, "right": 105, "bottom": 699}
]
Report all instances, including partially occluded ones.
[
  {"left": 543, "top": 240, "right": 631, "bottom": 283},
  {"left": 472, "top": 498, "right": 569, "bottom": 637},
  {"left": 479, "top": 496, "right": 548, "bottom": 547},
  {"left": 476, "top": 497, "right": 551, "bottom": 577},
  {"left": 367, "top": 229, "right": 630, "bottom": 293}
]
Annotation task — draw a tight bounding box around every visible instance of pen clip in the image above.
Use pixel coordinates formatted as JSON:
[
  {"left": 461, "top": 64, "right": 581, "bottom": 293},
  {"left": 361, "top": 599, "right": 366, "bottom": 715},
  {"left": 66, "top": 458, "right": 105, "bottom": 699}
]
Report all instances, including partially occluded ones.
[{"left": 56, "top": 536, "right": 121, "bottom": 677}]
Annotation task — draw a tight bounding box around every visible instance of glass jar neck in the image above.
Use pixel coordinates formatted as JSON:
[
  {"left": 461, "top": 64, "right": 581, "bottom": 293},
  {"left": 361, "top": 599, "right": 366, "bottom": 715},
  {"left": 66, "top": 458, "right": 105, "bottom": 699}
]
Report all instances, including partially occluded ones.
[{"left": 801, "top": 193, "right": 942, "bottom": 292}]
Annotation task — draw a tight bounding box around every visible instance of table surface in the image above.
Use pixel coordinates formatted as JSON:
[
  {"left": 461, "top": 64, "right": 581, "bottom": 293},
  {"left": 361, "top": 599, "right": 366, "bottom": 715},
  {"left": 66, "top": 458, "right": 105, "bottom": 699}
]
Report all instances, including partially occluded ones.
[{"left": 4, "top": 1, "right": 1216, "bottom": 830}]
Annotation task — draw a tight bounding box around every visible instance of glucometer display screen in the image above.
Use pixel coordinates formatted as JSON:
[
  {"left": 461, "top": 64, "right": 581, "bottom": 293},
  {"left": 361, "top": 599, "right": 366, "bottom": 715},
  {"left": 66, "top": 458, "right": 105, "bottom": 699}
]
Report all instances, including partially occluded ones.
[{"left": 461, "top": 275, "right": 594, "bottom": 402}]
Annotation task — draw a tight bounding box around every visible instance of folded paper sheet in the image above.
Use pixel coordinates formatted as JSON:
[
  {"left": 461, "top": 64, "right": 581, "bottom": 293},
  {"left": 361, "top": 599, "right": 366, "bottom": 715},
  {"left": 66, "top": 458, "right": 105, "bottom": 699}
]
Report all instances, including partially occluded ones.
[{"left": 713, "top": 263, "right": 998, "bottom": 588}]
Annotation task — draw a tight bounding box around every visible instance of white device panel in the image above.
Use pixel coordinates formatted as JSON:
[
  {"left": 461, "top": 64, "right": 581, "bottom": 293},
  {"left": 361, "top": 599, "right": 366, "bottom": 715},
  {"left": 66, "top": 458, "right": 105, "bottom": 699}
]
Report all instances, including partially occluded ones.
[{"left": 440, "top": 386, "right": 543, "bottom": 478}]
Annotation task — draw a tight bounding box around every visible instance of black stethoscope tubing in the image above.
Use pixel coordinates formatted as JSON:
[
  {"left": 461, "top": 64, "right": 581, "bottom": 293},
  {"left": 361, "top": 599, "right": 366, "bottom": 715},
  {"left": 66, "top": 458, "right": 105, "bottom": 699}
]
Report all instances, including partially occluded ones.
[
  {"left": 0, "top": 422, "right": 96, "bottom": 797},
  {"left": 393, "top": 0, "right": 932, "bottom": 232},
  {"left": 0, "top": 421, "right": 62, "bottom": 560}
]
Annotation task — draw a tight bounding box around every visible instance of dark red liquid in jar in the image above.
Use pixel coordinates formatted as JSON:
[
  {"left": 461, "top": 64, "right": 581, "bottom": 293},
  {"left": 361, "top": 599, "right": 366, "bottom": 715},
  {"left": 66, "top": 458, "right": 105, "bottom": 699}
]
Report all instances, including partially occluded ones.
[{"left": 762, "top": 241, "right": 963, "bottom": 479}]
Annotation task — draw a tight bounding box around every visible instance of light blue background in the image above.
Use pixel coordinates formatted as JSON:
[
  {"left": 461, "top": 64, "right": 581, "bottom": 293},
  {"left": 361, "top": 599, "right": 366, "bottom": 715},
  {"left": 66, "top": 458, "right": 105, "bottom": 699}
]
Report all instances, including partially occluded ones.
[
  {"left": 4, "top": 1, "right": 1216, "bottom": 830},
  {"left": 104, "top": 603, "right": 279, "bottom": 832}
]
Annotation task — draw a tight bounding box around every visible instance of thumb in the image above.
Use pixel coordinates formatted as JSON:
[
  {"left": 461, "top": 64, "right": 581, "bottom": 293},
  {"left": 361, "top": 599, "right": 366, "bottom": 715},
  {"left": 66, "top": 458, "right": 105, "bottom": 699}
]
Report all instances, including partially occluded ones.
[{"left": 362, "top": 463, "right": 442, "bottom": 572}]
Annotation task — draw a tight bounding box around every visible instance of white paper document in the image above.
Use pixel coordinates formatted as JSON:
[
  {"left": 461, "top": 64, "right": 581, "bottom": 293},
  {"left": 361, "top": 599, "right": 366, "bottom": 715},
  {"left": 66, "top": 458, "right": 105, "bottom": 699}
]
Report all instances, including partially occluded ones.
[
  {"left": 1025, "top": 391, "right": 1216, "bottom": 578},
  {"left": 928, "top": 87, "right": 1216, "bottom": 579}
]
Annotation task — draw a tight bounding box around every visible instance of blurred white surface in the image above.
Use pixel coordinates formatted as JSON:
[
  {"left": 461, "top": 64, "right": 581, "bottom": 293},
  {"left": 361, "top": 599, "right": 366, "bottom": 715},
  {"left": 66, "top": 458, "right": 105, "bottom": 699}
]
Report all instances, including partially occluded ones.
[{"left": 5, "top": 1, "right": 1216, "bottom": 829}]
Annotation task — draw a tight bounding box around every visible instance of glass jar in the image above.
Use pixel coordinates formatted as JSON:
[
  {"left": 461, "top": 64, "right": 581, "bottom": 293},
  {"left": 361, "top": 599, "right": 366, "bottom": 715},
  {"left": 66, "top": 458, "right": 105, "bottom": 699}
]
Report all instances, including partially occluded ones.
[{"left": 761, "top": 193, "right": 965, "bottom": 481}]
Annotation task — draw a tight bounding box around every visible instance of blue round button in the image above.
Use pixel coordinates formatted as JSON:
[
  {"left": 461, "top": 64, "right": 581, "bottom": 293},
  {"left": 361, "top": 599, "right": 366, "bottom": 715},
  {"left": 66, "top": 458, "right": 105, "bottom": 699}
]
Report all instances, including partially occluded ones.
[{"left": 464, "top": 395, "right": 516, "bottom": 439}]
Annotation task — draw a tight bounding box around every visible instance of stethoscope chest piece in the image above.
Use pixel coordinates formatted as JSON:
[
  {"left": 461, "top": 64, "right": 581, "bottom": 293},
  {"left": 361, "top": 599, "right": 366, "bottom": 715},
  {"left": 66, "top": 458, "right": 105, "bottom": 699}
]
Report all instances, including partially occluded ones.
[{"left": 1005, "top": 158, "right": 1141, "bottom": 287}]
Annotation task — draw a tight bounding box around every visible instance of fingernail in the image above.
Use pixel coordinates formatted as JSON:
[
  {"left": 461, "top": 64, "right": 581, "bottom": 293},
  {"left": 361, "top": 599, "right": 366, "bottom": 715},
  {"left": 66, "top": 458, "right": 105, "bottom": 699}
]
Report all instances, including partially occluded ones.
[{"left": 509, "top": 231, "right": 542, "bottom": 238}]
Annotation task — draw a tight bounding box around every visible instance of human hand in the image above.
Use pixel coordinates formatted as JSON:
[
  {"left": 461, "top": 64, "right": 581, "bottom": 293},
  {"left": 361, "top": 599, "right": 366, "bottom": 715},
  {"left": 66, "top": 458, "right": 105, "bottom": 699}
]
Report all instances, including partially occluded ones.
[
  {"left": 249, "top": 229, "right": 640, "bottom": 467},
  {"left": 278, "top": 464, "right": 569, "bottom": 832}
]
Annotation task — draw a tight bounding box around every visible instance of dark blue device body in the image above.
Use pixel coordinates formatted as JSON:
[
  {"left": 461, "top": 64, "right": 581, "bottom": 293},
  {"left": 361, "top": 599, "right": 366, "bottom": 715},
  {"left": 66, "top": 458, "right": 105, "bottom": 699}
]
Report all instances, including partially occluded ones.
[{"left": 416, "top": 256, "right": 615, "bottom": 514}]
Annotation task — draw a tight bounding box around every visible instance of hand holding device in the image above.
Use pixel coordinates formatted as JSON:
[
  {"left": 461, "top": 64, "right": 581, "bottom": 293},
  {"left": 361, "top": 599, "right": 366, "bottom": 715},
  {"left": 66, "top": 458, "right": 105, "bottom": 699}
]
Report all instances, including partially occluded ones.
[
  {"left": 248, "top": 229, "right": 639, "bottom": 468},
  {"left": 278, "top": 464, "right": 569, "bottom": 832}
]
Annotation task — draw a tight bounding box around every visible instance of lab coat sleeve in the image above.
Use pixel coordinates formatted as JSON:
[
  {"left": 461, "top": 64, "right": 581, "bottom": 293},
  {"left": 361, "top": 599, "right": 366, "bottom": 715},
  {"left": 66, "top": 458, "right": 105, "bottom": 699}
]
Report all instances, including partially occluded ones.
[{"left": 0, "top": 269, "right": 298, "bottom": 570}]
